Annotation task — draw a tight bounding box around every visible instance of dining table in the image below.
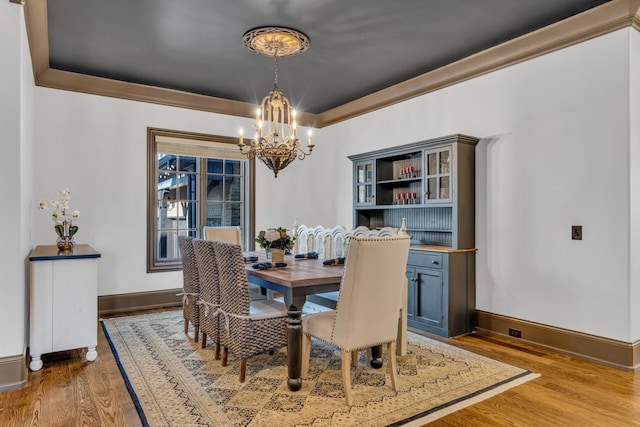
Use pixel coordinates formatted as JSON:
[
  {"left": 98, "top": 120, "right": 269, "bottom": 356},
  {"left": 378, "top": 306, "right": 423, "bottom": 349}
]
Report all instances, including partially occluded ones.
[
  {"left": 245, "top": 252, "right": 343, "bottom": 391},
  {"left": 244, "top": 252, "right": 408, "bottom": 392}
]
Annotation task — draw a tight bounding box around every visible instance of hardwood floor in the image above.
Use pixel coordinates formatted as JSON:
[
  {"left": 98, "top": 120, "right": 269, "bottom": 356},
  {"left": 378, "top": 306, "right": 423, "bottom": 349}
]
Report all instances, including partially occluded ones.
[{"left": 2, "top": 309, "right": 639, "bottom": 426}]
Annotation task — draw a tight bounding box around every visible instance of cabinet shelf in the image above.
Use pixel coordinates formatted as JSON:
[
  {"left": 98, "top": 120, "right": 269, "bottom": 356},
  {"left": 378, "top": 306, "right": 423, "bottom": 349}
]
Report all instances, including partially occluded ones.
[
  {"left": 354, "top": 202, "right": 453, "bottom": 209},
  {"left": 378, "top": 177, "right": 422, "bottom": 185}
]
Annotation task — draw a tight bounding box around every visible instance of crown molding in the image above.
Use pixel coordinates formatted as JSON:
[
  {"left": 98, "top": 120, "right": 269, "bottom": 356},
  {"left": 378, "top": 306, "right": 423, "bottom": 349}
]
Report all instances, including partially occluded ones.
[
  {"left": 316, "top": 0, "right": 640, "bottom": 127},
  {"left": 21, "top": 0, "right": 640, "bottom": 129}
]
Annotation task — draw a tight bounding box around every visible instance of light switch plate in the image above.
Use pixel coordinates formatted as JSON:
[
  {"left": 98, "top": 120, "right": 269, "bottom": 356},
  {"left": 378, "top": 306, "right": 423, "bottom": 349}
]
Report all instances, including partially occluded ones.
[{"left": 571, "top": 225, "right": 582, "bottom": 240}]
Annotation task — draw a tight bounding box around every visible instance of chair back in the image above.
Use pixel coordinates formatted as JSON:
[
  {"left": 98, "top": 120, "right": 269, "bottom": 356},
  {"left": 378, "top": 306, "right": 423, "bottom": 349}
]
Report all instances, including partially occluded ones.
[
  {"left": 203, "top": 226, "right": 242, "bottom": 246},
  {"left": 332, "top": 235, "right": 410, "bottom": 350},
  {"left": 178, "top": 235, "right": 199, "bottom": 295},
  {"left": 211, "top": 241, "right": 250, "bottom": 317},
  {"left": 192, "top": 239, "right": 220, "bottom": 317}
]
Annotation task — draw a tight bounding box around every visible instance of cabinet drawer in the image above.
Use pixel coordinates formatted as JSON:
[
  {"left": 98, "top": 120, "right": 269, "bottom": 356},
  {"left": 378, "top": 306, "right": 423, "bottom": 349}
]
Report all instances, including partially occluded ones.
[{"left": 408, "top": 251, "right": 443, "bottom": 269}]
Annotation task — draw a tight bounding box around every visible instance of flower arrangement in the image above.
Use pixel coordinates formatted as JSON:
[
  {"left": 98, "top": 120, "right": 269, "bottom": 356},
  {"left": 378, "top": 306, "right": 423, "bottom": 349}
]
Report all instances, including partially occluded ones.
[
  {"left": 39, "top": 188, "right": 80, "bottom": 239},
  {"left": 256, "top": 227, "right": 295, "bottom": 251}
]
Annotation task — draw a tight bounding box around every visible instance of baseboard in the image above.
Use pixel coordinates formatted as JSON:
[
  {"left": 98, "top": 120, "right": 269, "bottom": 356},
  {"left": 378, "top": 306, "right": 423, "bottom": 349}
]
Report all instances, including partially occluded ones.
[
  {"left": 0, "top": 351, "right": 28, "bottom": 391},
  {"left": 98, "top": 288, "right": 182, "bottom": 316},
  {"left": 476, "top": 310, "right": 640, "bottom": 371}
]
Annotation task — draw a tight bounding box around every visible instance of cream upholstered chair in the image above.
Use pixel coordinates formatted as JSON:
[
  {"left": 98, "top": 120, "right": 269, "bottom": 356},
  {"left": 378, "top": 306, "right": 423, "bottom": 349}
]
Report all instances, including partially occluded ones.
[
  {"left": 212, "top": 240, "right": 289, "bottom": 382},
  {"left": 203, "top": 226, "right": 242, "bottom": 246},
  {"left": 192, "top": 239, "right": 222, "bottom": 358},
  {"left": 177, "top": 236, "right": 200, "bottom": 342},
  {"left": 301, "top": 235, "right": 411, "bottom": 405}
]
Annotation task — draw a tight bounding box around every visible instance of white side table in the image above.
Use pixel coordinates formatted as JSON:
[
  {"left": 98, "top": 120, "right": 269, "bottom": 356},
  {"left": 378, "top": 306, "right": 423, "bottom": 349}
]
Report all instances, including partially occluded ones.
[{"left": 28, "top": 244, "right": 101, "bottom": 371}]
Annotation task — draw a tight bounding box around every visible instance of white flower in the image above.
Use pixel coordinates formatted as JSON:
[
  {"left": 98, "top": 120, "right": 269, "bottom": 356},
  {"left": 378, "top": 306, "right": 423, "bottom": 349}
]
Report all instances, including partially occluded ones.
[
  {"left": 39, "top": 189, "right": 80, "bottom": 233},
  {"left": 266, "top": 229, "right": 281, "bottom": 242}
]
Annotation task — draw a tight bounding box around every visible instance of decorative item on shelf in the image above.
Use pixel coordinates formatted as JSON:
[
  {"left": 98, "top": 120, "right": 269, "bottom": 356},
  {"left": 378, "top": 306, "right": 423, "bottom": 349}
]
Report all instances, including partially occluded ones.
[
  {"left": 399, "top": 218, "right": 408, "bottom": 236},
  {"left": 39, "top": 188, "right": 80, "bottom": 253},
  {"left": 256, "top": 227, "right": 295, "bottom": 262},
  {"left": 238, "top": 26, "right": 314, "bottom": 178}
]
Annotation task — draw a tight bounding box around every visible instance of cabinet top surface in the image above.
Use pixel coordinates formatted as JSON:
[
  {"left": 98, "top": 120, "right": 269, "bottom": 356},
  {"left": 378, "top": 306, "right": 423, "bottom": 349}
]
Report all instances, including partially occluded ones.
[
  {"left": 410, "top": 244, "right": 477, "bottom": 253},
  {"left": 29, "top": 244, "right": 101, "bottom": 261},
  {"left": 348, "top": 133, "right": 478, "bottom": 161}
]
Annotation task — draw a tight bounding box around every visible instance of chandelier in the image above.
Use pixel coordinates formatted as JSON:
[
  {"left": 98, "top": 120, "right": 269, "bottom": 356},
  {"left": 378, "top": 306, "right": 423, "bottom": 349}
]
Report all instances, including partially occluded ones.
[{"left": 238, "top": 27, "right": 314, "bottom": 178}]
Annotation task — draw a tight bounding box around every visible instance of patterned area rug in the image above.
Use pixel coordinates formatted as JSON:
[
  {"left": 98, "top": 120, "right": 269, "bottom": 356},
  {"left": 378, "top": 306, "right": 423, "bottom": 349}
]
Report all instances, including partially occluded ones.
[{"left": 101, "top": 308, "right": 538, "bottom": 426}]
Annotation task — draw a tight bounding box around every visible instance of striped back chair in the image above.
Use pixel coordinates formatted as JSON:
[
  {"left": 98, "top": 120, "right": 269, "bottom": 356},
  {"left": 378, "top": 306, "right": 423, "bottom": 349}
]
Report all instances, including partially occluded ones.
[
  {"left": 212, "top": 240, "right": 289, "bottom": 382},
  {"left": 178, "top": 235, "right": 200, "bottom": 342},
  {"left": 192, "top": 239, "right": 222, "bottom": 359}
]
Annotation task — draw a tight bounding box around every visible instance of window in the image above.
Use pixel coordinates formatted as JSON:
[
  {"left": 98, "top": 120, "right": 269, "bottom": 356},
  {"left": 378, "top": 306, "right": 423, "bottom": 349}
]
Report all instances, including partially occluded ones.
[{"left": 147, "top": 128, "right": 255, "bottom": 272}]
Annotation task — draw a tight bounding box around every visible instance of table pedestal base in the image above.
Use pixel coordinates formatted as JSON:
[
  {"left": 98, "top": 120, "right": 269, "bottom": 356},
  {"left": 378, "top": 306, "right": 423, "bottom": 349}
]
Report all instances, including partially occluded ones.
[
  {"left": 286, "top": 305, "right": 303, "bottom": 391},
  {"left": 370, "top": 345, "right": 384, "bottom": 368}
]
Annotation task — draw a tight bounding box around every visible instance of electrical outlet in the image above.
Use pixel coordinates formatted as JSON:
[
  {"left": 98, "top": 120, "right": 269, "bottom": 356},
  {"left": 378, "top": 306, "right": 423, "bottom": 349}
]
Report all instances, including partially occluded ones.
[
  {"left": 508, "top": 328, "right": 522, "bottom": 338},
  {"left": 572, "top": 225, "right": 582, "bottom": 240}
]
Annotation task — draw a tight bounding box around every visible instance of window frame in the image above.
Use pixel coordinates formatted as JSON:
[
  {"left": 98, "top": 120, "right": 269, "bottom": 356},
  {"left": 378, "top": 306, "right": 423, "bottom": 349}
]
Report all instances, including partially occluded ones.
[{"left": 147, "top": 127, "right": 255, "bottom": 272}]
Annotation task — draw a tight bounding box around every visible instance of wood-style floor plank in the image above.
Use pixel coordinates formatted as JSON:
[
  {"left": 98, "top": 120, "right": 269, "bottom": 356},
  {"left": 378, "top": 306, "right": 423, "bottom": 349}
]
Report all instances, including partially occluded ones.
[{"left": 1, "top": 309, "right": 638, "bottom": 426}]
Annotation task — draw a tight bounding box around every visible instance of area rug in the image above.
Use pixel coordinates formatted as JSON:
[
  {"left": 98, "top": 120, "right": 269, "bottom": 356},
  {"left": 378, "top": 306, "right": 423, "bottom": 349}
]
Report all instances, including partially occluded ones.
[{"left": 101, "top": 308, "right": 538, "bottom": 426}]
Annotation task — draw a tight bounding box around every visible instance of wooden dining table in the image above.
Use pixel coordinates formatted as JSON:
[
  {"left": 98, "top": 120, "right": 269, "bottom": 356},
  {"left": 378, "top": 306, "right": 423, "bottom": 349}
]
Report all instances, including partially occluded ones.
[
  {"left": 244, "top": 252, "right": 407, "bottom": 391},
  {"left": 245, "top": 253, "right": 344, "bottom": 309},
  {"left": 244, "top": 253, "right": 343, "bottom": 391}
]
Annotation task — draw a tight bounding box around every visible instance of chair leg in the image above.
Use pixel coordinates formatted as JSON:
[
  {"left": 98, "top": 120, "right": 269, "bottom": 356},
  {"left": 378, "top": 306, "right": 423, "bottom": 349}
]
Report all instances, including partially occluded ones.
[
  {"left": 201, "top": 333, "right": 207, "bottom": 349},
  {"left": 387, "top": 341, "right": 399, "bottom": 391},
  {"left": 301, "top": 334, "right": 311, "bottom": 377},
  {"left": 214, "top": 342, "right": 220, "bottom": 360},
  {"left": 184, "top": 318, "right": 188, "bottom": 334},
  {"left": 239, "top": 359, "right": 247, "bottom": 382},
  {"left": 342, "top": 350, "right": 353, "bottom": 406},
  {"left": 351, "top": 350, "right": 358, "bottom": 368},
  {"left": 221, "top": 346, "right": 228, "bottom": 366},
  {"left": 194, "top": 325, "right": 199, "bottom": 343}
]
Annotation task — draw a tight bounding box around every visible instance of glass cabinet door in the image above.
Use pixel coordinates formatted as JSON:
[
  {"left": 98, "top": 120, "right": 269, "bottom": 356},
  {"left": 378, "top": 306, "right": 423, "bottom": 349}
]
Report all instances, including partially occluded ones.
[
  {"left": 355, "top": 161, "right": 374, "bottom": 205},
  {"left": 424, "top": 147, "right": 451, "bottom": 203}
]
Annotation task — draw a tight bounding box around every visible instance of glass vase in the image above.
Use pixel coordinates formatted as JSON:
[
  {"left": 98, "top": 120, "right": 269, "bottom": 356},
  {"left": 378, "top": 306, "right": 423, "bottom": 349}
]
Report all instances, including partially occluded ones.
[
  {"left": 57, "top": 235, "right": 76, "bottom": 253},
  {"left": 56, "top": 221, "right": 76, "bottom": 253},
  {"left": 271, "top": 248, "right": 285, "bottom": 262}
]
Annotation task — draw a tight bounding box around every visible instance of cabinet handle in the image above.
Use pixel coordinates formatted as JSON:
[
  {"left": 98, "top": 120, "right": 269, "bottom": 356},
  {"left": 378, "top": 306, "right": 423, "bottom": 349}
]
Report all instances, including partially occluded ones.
[
  {"left": 412, "top": 277, "right": 417, "bottom": 282},
  {"left": 431, "top": 260, "right": 439, "bottom": 265}
]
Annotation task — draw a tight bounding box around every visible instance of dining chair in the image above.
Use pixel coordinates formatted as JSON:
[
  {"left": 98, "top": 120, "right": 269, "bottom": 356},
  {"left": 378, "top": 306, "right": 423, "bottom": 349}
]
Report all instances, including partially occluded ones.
[
  {"left": 301, "top": 235, "right": 411, "bottom": 405},
  {"left": 177, "top": 235, "right": 200, "bottom": 343},
  {"left": 212, "top": 240, "right": 289, "bottom": 382},
  {"left": 192, "top": 239, "right": 222, "bottom": 358},
  {"left": 203, "top": 226, "right": 242, "bottom": 246},
  {"left": 203, "top": 225, "right": 267, "bottom": 300}
]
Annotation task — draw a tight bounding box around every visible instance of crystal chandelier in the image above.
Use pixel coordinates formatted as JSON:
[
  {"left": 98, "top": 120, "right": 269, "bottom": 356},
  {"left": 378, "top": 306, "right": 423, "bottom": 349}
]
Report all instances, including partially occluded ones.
[{"left": 238, "top": 27, "right": 314, "bottom": 178}]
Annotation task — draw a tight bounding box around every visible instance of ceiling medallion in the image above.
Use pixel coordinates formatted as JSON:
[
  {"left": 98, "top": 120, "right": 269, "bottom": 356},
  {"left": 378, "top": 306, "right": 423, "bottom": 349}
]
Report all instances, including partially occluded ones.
[
  {"left": 238, "top": 27, "right": 313, "bottom": 178},
  {"left": 243, "top": 27, "right": 310, "bottom": 57}
]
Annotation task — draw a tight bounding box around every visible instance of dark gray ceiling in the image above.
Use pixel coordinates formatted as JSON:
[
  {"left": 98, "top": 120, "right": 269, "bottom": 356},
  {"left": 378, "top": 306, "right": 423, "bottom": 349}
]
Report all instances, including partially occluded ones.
[{"left": 46, "top": 0, "right": 609, "bottom": 115}]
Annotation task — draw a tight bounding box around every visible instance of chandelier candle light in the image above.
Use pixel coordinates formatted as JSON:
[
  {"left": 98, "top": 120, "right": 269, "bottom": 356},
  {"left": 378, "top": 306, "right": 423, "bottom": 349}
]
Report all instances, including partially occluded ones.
[{"left": 238, "top": 26, "right": 314, "bottom": 178}]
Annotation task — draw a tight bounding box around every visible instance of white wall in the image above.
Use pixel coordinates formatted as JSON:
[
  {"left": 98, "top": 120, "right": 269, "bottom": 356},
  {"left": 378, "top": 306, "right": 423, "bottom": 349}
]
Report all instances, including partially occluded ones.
[
  {"left": 27, "top": 27, "right": 637, "bottom": 343},
  {"left": 630, "top": 28, "right": 640, "bottom": 341},
  {"left": 0, "top": 1, "right": 29, "bottom": 358},
  {"left": 32, "top": 90, "right": 253, "bottom": 295},
  {"left": 319, "top": 30, "right": 634, "bottom": 342}
]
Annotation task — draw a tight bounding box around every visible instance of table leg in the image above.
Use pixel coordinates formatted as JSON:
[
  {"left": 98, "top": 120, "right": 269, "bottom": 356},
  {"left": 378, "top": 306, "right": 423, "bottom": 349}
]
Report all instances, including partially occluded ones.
[
  {"left": 286, "top": 305, "right": 302, "bottom": 391},
  {"left": 283, "top": 292, "right": 306, "bottom": 313}
]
